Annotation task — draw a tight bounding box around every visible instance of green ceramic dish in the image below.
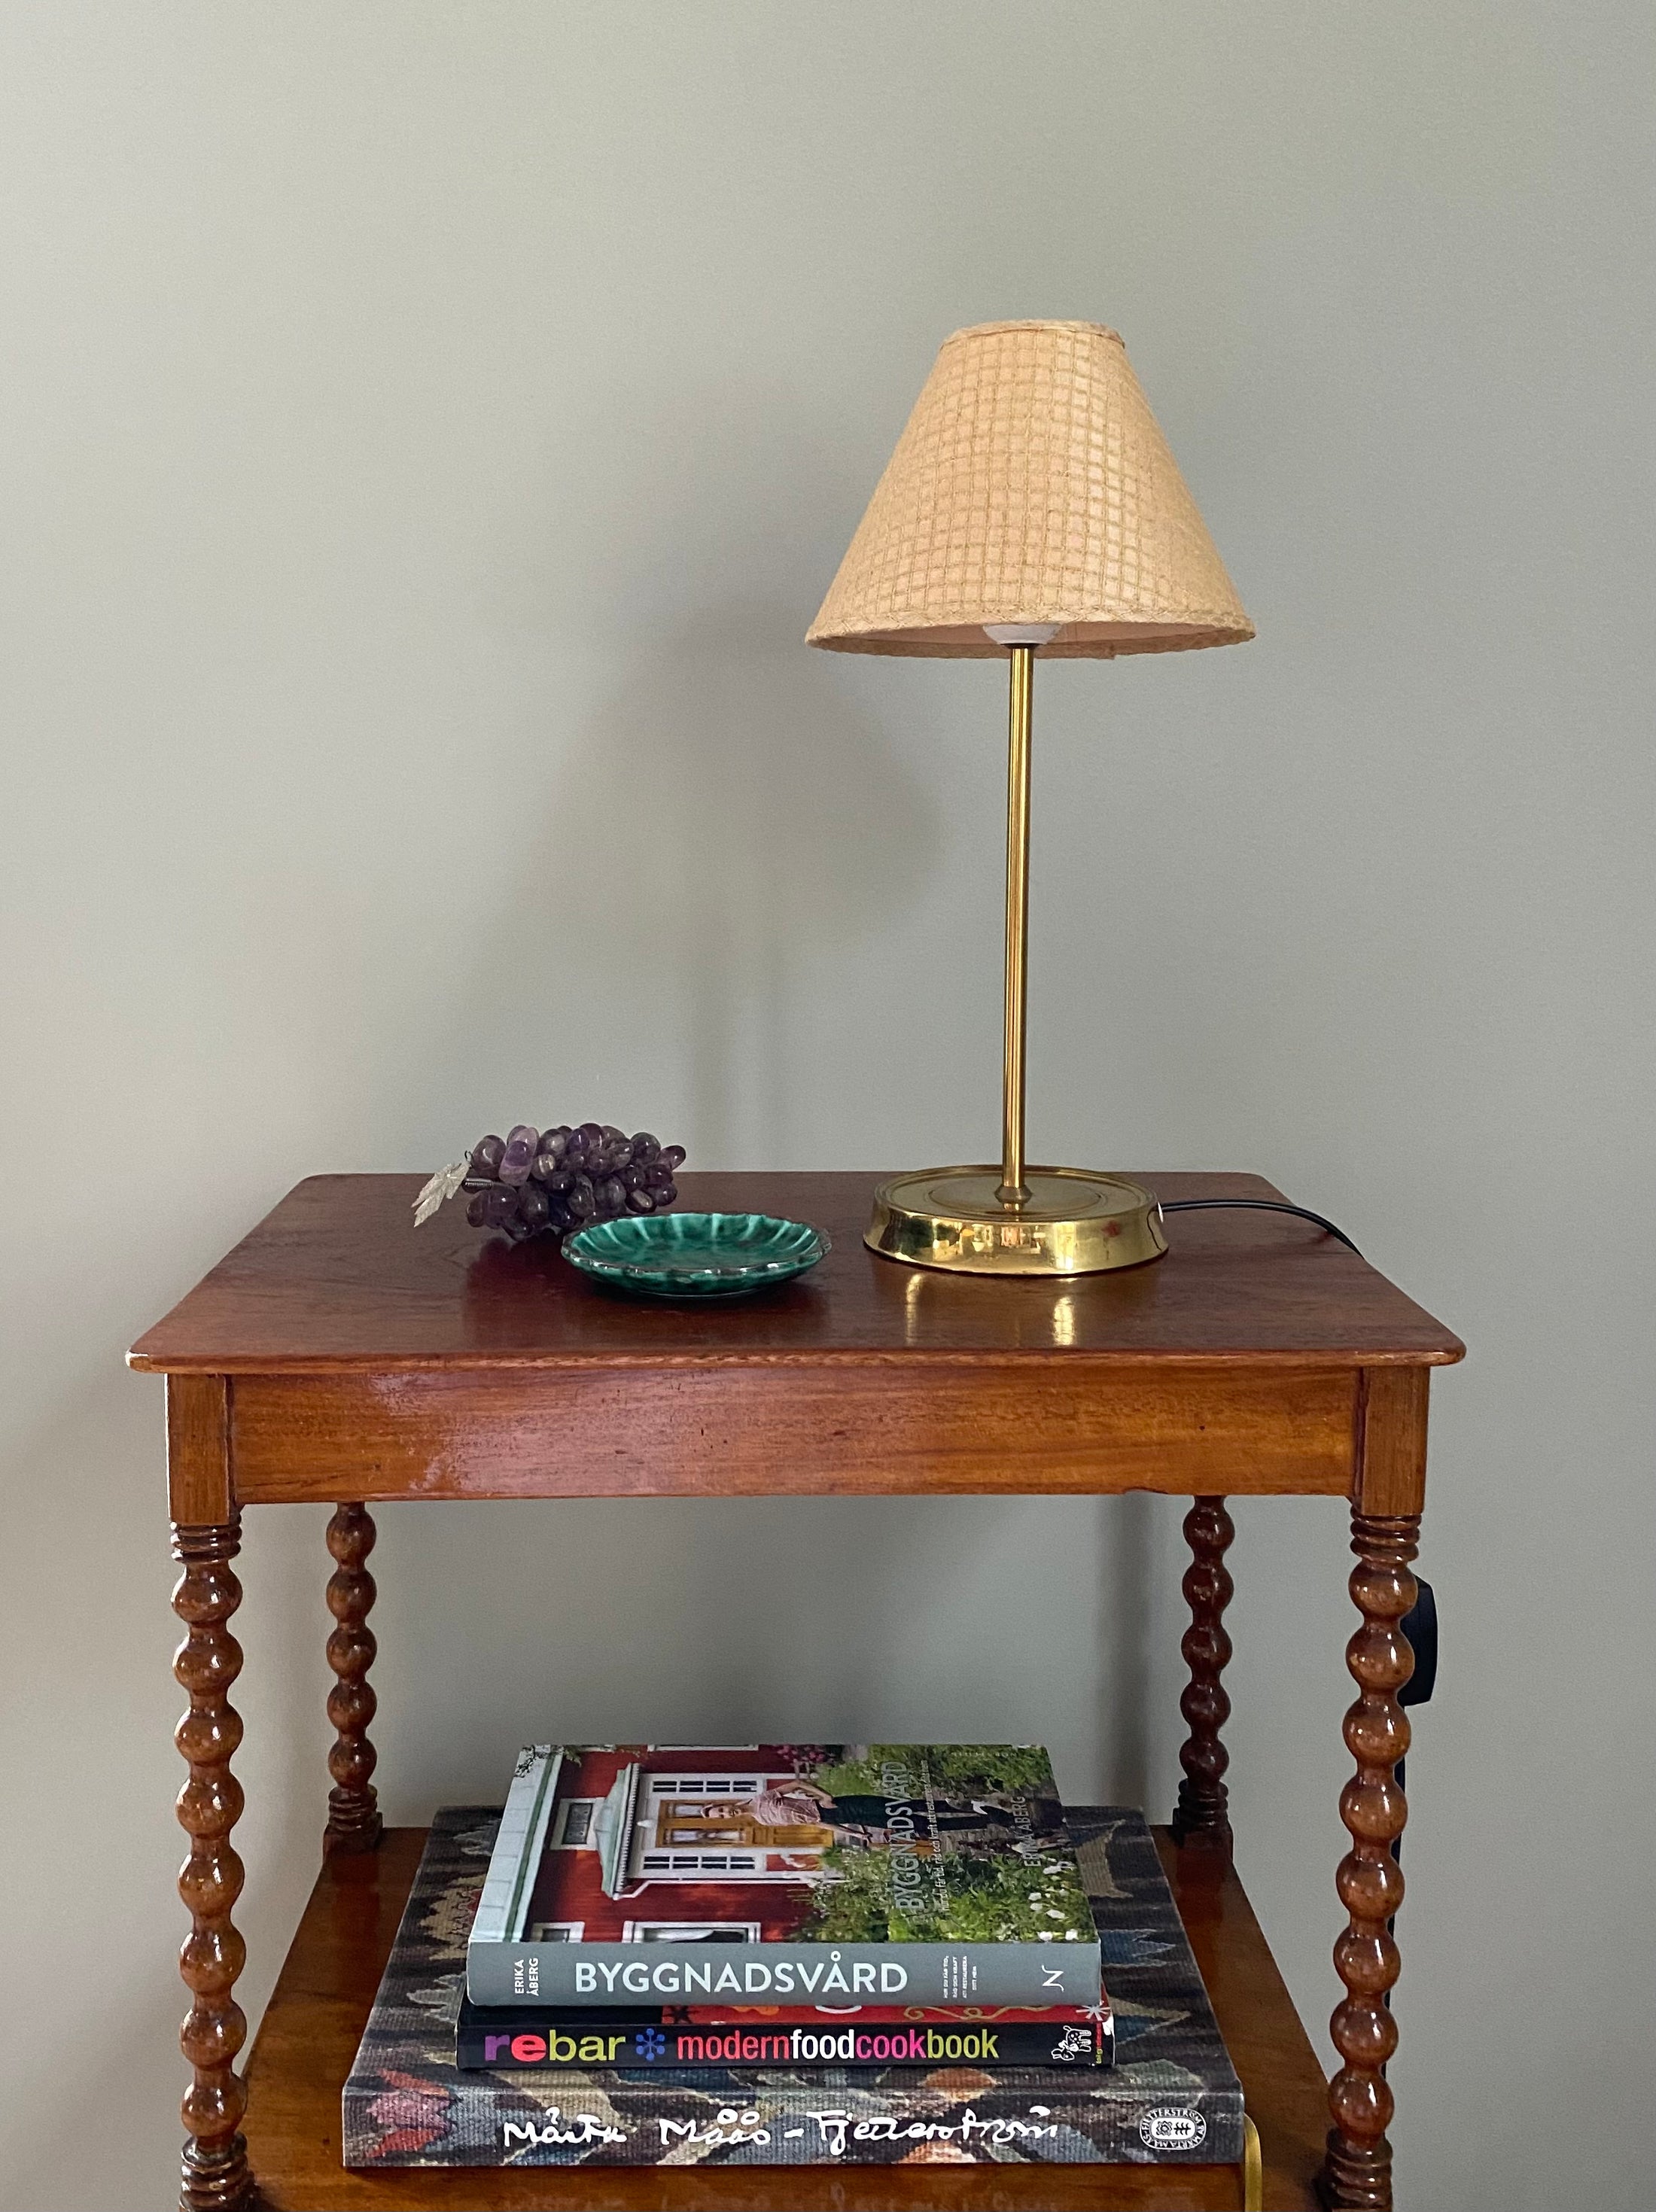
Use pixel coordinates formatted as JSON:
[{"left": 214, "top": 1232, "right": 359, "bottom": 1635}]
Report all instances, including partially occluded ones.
[{"left": 562, "top": 1212, "right": 830, "bottom": 1299}]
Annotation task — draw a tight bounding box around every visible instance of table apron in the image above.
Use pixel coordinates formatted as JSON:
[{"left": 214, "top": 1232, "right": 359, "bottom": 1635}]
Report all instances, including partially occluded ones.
[{"left": 227, "top": 1363, "right": 1360, "bottom": 1502}]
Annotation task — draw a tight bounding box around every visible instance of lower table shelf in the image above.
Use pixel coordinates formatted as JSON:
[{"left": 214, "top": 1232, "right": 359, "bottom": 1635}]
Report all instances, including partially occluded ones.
[{"left": 243, "top": 1827, "right": 1327, "bottom": 2211}]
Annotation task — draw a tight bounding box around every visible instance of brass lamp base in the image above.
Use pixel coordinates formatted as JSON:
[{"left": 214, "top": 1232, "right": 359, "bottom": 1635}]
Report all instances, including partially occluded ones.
[{"left": 865, "top": 1166, "right": 1167, "bottom": 1277}]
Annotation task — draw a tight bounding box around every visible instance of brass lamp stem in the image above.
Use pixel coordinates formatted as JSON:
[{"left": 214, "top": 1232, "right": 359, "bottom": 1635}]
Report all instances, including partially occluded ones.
[
  {"left": 997, "top": 644, "right": 1034, "bottom": 1207},
  {"left": 861, "top": 634, "right": 1167, "bottom": 1273},
  {"left": 862, "top": 627, "right": 1165, "bottom": 1273}
]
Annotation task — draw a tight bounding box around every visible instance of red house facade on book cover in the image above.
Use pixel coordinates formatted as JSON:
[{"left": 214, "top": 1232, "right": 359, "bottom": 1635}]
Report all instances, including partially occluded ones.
[
  {"left": 525, "top": 1746, "right": 845, "bottom": 1943},
  {"left": 467, "top": 1743, "right": 1101, "bottom": 2009}
]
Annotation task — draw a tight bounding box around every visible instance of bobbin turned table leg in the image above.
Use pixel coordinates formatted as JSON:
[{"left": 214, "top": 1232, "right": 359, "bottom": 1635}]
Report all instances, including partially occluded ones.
[
  {"left": 1171, "top": 1495, "right": 1235, "bottom": 1858},
  {"left": 172, "top": 1516, "right": 252, "bottom": 2212},
  {"left": 324, "top": 1502, "right": 382, "bottom": 1854},
  {"left": 1319, "top": 1509, "right": 1419, "bottom": 2211}
]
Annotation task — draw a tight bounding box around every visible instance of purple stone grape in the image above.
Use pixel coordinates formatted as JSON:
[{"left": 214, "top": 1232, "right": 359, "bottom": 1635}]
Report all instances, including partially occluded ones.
[
  {"left": 454, "top": 1118, "right": 683, "bottom": 1237},
  {"left": 498, "top": 1124, "right": 539, "bottom": 1184}
]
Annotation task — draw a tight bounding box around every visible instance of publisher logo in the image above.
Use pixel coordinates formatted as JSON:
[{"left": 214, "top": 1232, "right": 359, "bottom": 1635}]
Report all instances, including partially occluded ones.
[{"left": 1139, "top": 2106, "right": 1207, "bottom": 2152}]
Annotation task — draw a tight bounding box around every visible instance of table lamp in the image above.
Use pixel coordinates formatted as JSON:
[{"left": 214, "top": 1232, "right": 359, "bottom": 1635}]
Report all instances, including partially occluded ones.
[{"left": 808, "top": 320, "right": 1254, "bottom": 1275}]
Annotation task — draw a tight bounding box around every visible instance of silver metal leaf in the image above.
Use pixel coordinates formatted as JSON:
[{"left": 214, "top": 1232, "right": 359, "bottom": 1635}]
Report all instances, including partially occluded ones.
[{"left": 413, "top": 1158, "right": 470, "bottom": 1225}]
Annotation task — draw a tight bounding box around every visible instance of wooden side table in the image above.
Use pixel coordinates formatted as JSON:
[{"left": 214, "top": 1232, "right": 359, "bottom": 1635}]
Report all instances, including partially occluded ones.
[{"left": 129, "top": 1170, "right": 1463, "bottom": 2212}]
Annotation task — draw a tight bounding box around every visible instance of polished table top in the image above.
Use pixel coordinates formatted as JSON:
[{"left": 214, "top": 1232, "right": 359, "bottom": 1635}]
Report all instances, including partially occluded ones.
[{"left": 129, "top": 1171, "right": 1464, "bottom": 1375}]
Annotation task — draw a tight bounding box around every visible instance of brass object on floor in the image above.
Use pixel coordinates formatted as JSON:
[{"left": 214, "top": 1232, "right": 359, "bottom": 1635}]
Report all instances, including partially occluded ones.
[{"left": 1244, "top": 2114, "right": 1264, "bottom": 2210}]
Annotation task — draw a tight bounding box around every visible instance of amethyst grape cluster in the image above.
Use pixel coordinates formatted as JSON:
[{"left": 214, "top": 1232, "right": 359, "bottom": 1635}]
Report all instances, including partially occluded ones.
[{"left": 464, "top": 1123, "right": 685, "bottom": 1242}]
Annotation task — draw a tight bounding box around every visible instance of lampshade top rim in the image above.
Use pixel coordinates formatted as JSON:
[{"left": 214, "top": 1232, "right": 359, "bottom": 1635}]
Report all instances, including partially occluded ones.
[{"left": 943, "top": 318, "right": 1123, "bottom": 348}]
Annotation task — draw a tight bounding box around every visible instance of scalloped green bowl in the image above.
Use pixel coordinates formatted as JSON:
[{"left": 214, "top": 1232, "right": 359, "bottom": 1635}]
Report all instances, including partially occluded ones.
[{"left": 562, "top": 1212, "right": 830, "bottom": 1299}]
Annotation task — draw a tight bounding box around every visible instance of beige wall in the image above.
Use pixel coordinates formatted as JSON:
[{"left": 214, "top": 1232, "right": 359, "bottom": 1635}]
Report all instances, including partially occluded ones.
[{"left": 2, "top": 5, "right": 1651, "bottom": 2205}]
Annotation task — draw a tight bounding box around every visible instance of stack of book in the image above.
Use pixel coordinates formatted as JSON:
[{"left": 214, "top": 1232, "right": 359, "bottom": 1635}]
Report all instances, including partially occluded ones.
[{"left": 342, "top": 1742, "right": 1244, "bottom": 2173}]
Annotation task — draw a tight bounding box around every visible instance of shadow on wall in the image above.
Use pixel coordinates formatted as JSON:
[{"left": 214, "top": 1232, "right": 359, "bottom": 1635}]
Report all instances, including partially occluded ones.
[
  {"left": 373, "top": 601, "right": 1161, "bottom": 1822},
  {"left": 373, "top": 1491, "right": 1159, "bottom": 1824},
  {"left": 466, "top": 603, "right": 936, "bottom": 1159}
]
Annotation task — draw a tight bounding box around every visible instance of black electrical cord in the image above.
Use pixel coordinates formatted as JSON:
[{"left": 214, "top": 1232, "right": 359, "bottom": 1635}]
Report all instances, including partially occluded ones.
[
  {"left": 1383, "top": 1577, "right": 1437, "bottom": 2021},
  {"left": 1158, "top": 1198, "right": 1363, "bottom": 1258}
]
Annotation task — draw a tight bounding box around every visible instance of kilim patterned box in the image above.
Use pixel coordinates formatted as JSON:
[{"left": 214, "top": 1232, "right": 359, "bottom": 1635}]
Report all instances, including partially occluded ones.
[{"left": 343, "top": 1805, "right": 1244, "bottom": 2171}]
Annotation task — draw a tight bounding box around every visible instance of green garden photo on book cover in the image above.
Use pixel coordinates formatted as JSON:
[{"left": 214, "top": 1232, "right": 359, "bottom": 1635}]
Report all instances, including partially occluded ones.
[{"left": 799, "top": 1745, "right": 1092, "bottom": 1942}]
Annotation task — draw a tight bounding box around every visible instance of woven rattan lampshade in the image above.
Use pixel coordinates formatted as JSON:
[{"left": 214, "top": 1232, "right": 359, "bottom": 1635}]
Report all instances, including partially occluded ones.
[{"left": 807, "top": 320, "right": 1253, "bottom": 658}]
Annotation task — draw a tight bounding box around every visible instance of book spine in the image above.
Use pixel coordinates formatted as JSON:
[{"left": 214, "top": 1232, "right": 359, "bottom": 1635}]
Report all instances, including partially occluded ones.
[
  {"left": 458, "top": 2016, "right": 1111, "bottom": 2069},
  {"left": 466, "top": 1937, "right": 1101, "bottom": 2011},
  {"left": 344, "top": 2071, "right": 1237, "bottom": 2168},
  {"left": 470, "top": 1746, "right": 562, "bottom": 1947}
]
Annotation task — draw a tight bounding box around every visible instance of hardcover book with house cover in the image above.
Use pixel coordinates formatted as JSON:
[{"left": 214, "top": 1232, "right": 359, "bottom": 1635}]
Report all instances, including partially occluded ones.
[
  {"left": 467, "top": 1745, "right": 1100, "bottom": 2010},
  {"left": 343, "top": 1804, "right": 1244, "bottom": 2169}
]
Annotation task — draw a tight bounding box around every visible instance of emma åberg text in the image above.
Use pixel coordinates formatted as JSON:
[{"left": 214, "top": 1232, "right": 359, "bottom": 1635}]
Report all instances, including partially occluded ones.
[{"left": 571, "top": 1948, "right": 908, "bottom": 1997}]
